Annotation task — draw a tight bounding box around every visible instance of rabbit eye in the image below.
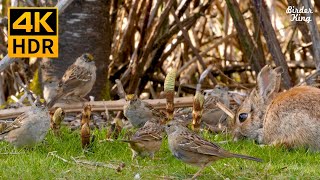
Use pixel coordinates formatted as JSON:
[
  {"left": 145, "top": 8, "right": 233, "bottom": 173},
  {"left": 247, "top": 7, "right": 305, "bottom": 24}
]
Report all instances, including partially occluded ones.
[{"left": 239, "top": 113, "right": 248, "bottom": 122}]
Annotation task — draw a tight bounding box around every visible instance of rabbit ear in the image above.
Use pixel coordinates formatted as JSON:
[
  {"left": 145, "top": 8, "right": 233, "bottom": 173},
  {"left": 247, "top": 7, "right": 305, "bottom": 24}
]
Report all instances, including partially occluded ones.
[
  {"left": 257, "top": 65, "right": 282, "bottom": 101},
  {"left": 248, "top": 89, "right": 260, "bottom": 105},
  {"left": 273, "top": 66, "right": 283, "bottom": 95}
]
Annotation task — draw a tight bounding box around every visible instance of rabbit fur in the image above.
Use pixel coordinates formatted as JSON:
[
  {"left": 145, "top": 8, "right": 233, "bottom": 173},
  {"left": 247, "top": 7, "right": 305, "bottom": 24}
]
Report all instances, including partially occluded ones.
[{"left": 233, "top": 65, "right": 320, "bottom": 150}]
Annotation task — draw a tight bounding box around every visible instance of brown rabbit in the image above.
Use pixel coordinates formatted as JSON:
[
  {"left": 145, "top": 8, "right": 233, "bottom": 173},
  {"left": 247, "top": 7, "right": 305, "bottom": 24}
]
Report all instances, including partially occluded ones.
[{"left": 233, "top": 65, "right": 320, "bottom": 150}]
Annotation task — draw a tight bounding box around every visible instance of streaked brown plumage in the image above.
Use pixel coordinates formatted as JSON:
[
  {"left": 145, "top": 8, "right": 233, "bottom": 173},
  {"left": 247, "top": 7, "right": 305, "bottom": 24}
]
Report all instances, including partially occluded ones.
[
  {"left": 165, "top": 121, "right": 262, "bottom": 179},
  {"left": 47, "top": 53, "right": 96, "bottom": 108},
  {"left": 0, "top": 105, "right": 50, "bottom": 148},
  {"left": 121, "top": 119, "right": 164, "bottom": 160}
]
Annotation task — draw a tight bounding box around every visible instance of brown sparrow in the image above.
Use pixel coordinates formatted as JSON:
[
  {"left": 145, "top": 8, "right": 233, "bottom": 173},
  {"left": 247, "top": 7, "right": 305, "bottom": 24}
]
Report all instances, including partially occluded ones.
[
  {"left": 47, "top": 53, "right": 96, "bottom": 108},
  {"left": 0, "top": 104, "right": 50, "bottom": 148},
  {"left": 123, "top": 94, "right": 167, "bottom": 127},
  {"left": 121, "top": 119, "right": 164, "bottom": 160},
  {"left": 165, "top": 120, "right": 262, "bottom": 179}
]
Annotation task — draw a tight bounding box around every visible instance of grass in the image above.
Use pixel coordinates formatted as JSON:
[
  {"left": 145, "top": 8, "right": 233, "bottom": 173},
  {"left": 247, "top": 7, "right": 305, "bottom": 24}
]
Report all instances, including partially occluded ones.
[{"left": 0, "top": 127, "right": 320, "bottom": 179}]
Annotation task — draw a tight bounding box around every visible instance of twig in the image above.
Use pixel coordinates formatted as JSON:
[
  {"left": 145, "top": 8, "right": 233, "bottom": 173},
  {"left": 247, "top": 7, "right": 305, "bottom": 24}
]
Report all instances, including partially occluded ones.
[
  {"left": 55, "top": 0, "right": 75, "bottom": 15},
  {"left": 210, "top": 166, "right": 226, "bottom": 179},
  {"left": 48, "top": 151, "right": 72, "bottom": 164},
  {"left": 71, "top": 156, "right": 125, "bottom": 172},
  {"left": 147, "top": 0, "right": 163, "bottom": 28},
  {"left": 171, "top": 8, "right": 217, "bottom": 84},
  {"left": 301, "top": 0, "right": 320, "bottom": 70},
  {"left": 216, "top": 101, "right": 235, "bottom": 119},
  {"left": 14, "top": 72, "right": 35, "bottom": 106},
  {"left": 176, "top": 33, "right": 236, "bottom": 76},
  {"left": 115, "top": 79, "right": 126, "bottom": 99}
]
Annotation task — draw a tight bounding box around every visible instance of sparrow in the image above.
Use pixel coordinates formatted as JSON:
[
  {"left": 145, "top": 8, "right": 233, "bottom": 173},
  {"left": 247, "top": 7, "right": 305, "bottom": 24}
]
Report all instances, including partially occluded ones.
[
  {"left": 123, "top": 94, "right": 167, "bottom": 127},
  {"left": 165, "top": 120, "right": 262, "bottom": 179},
  {"left": 202, "top": 85, "right": 230, "bottom": 132},
  {"left": 0, "top": 104, "right": 50, "bottom": 148},
  {"left": 121, "top": 119, "right": 164, "bottom": 160},
  {"left": 47, "top": 53, "right": 96, "bottom": 108}
]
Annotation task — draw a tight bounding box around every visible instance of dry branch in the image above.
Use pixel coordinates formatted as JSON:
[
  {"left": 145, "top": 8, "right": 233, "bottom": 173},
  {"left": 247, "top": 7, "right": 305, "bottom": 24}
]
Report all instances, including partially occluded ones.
[
  {"left": 171, "top": 7, "right": 217, "bottom": 84},
  {"left": 0, "top": 97, "right": 194, "bottom": 120},
  {"left": 225, "top": 0, "right": 264, "bottom": 74},
  {"left": 252, "top": 0, "right": 292, "bottom": 89},
  {"left": 71, "top": 157, "right": 125, "bottom": 172},
  {"left": 301, "top": 0, "right": 320, "bottom": 70}
]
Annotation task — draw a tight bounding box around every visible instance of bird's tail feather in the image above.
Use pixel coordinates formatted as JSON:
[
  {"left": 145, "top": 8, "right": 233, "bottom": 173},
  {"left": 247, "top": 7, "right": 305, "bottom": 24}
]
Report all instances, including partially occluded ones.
[
  {"left": 46, "top": 93, "right": 64, "bottom": 108},
  {"left": 230, "top": 153, "right": 263, "bottom": 162},
  {"left": 119, "top": 139, "right": 137, "bottom": 143}
]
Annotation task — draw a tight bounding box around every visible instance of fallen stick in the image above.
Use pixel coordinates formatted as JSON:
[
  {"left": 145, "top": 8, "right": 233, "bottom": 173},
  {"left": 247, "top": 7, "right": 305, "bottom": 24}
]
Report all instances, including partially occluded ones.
[
  {"left": 71, "top": 156, "right": 125, "bottom": 172},
  {"left": 0, "top": 97, "right": 194, "bottom": 120},
  {"left": 47, "top": 151, "right": 72, "bottom": 164}
]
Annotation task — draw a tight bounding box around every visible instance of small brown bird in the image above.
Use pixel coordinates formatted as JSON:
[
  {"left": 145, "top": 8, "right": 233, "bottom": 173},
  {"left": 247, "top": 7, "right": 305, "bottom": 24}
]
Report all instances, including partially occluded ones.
[
  {"left": 0, "top": 104, "right": 50, "bottom": 148},
  {"left": 202, "top": 85, "right": 230, "bottom": 132},
  {"left": 123, "top": 94, "right": 167, "bottom": 127},
  {"left": 121, "top": 119, "right": 164, "bottom": 160},
  {"left": 80, "top": 105, "right": 92, "bottom": 149},
  {"left": 165, "top": 121, "right": 262, "bottom": 179},
  {"left": 47, "top": 53, "right": 96, "bottom": 108},
  {"left": 50, "top": 107, "right": 65, "bottom": 136}
]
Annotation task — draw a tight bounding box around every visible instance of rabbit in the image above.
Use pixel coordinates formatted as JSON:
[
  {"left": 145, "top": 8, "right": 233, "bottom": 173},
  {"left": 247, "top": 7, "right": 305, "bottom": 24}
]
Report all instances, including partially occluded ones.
[{"left": 233, "top": 65, "right": 320, "bottom": 150}]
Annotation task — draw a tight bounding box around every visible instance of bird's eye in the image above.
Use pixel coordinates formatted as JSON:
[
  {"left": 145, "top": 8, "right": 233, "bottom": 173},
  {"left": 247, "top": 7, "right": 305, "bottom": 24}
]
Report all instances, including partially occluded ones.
[
  {"left": 238, "top": 113, "right": 248, "bottom": 122},
  {"left": 83, "top": 54, "right": 89, "bottom": 62},
  {"left": 167, "top": 124, "right": 171, "bottom": 128}
]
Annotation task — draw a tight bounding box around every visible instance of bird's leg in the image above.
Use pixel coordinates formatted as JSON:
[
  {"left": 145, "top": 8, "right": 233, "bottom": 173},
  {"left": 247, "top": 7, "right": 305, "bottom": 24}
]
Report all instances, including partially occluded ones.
[
  {"left": 73, "top": 95, "right": 88, "bottom": 102},
  {"left": 79, "top": 96, "right": 88, "bottom": 101},
  {"left": 191, "top": 165, "right": 206, "bottom": 180},
  {"left": 150, "top": 152, "right": 161, "bottom": 160}
]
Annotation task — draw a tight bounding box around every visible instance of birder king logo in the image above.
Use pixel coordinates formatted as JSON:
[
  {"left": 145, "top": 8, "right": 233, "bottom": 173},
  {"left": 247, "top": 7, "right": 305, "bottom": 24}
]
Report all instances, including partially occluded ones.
[
  {"left": 8, "top": 7, "right": 58, "bottom": 58},
  {"left": 286, "top": 6, "right": 312, "bottom": 23}
]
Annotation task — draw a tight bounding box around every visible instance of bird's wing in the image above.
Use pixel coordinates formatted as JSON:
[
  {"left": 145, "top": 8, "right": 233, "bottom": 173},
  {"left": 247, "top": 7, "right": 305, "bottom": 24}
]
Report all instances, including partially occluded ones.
[
  {"left": 130, "top": 125, "right": 163, "bottom": 142},
  {"left": 0, "top": 112, "right": 25, "bottom": 135},
  {"left": 178, "top": 131, "right": 229, "bottom": 157},
  {"left": 61, "top": 65, "right": 93, "bottom": 91},
  {"left": 143, "top": 101, "right": 167, "bottom": 121}
]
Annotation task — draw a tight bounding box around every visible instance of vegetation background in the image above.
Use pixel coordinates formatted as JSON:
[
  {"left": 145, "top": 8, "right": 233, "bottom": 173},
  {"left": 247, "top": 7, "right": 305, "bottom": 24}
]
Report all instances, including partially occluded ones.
[{"left": 1, "top": 0, "right": 320, "bottom": 179}]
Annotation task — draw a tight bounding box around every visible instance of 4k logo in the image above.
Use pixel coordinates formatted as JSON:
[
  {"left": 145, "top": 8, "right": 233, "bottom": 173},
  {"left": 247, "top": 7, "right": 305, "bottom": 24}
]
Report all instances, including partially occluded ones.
[{"left": 8, "top": 8, "right": 58, "bottom": 58}]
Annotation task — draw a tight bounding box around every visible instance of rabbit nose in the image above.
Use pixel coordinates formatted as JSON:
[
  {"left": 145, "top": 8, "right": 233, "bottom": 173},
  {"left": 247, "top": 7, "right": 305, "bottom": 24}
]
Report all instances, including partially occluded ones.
[
  {"left": 254, "top": 139, "right": 261, "bottom": 144},
  {"left": 232, "top": 130, "right": 245, "bottom": 141}
]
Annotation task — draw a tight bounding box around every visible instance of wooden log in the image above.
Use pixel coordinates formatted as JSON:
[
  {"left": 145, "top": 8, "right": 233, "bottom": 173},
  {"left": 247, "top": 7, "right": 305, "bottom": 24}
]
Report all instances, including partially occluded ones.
[{"left": 0, "top": 97, "right": 194, "bottom": 120}]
